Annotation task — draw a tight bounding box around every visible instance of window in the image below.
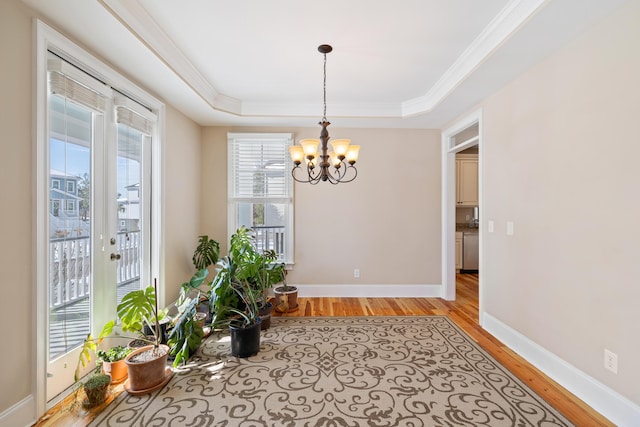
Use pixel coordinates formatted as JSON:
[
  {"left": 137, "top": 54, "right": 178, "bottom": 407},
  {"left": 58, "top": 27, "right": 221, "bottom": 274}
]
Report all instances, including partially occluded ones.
[
  {"left": 65, "top": 199, "right": 75, "bottom": 212},
  {"left": 228, "top": 133, "right": 294, "bottom": 265},
  {"left": 66, "top": 180, "right": 75, "bottom": 193},
  {"left": 52, "top": 179, "right": 60, "bottom": 189},
  {"left": 51, "top": 199, "right": 61, "bottom": 217}
]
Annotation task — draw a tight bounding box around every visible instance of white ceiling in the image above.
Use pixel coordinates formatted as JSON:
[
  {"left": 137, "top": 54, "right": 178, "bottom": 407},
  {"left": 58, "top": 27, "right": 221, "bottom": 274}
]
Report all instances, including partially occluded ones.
[{"left": 22, "top": 0, "right": 626, "bottom": 128}]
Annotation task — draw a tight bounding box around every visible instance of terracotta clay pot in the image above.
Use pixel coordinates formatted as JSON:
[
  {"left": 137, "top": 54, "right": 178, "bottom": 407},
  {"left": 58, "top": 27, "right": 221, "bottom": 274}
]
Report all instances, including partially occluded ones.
[
  {"left": 273, "top": 286, "right": 298, "bottom": 313},
  {"left": 124, "top": 344, "right": 169, "bottom": 392},
  {"left": 102, "top": 359, "right": 128, "bottom": 384}
]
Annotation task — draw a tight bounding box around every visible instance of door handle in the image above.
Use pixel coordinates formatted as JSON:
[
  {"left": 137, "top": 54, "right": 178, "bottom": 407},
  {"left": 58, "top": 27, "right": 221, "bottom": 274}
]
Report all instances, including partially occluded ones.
[{"left": 110, "top": 253, "right": 121, "bottom": 261}]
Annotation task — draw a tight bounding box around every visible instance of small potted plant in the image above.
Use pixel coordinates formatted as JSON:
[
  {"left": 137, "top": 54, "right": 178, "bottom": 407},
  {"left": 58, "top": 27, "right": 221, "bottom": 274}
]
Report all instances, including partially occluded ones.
[
  {"left": 273, "top": 268, "right": 297, "bottom": 313},
  {"left": 96, "top": 345, "right": 131, "bottom": 384},
  {"left": 82, "top": 373, "right": 111, "bottom": 408}
]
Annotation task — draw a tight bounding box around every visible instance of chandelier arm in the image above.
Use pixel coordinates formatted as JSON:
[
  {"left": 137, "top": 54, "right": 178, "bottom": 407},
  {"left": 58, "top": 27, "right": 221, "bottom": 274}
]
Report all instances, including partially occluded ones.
[
  {"left": 337, "top": 165, "right": 358, "bottom": 183},
  {"left": 292, "top": 164, "right": 321, "bottom": 184},
  {"left": 326, "top": 163, "right": 357, "bottom": 184}
]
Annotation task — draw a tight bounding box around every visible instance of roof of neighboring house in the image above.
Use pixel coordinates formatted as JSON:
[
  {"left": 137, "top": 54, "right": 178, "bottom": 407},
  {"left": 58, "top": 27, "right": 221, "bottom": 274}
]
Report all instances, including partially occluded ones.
[
  {"left": 50, "top": 189, "right": 82, "bottom": 200},
  {"left": 50, "top": 169, "right": 81, "bottom": 179}
]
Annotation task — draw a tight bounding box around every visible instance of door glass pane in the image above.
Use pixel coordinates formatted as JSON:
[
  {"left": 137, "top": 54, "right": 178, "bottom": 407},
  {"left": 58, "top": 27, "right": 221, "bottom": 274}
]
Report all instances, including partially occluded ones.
[
  {"left": 48, "top": 95, "right": 92, "bottom": 361},
  {"left": 116, "top": 123, "right": 144, "bottom": 305}
]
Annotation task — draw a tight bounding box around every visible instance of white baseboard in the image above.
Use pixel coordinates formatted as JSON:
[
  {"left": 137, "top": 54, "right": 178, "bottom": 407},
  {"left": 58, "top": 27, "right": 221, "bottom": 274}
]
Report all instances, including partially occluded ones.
[
  {"left": 297, "top": 283, "right": 442, "bottom": 298},
  {"left": 483, "top": 313, "right": 640, "bottom": 427},
  {"left": 0, "top": 395, "right": 36, "bottom": 427}
]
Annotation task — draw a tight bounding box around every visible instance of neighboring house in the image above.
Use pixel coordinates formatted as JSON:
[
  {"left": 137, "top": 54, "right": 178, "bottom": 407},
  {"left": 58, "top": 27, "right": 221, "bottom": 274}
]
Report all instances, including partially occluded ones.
[
  {"left": 49, "top": 169, "right": 88, "bottom": 238},
  {"left": 118, "top": 182, "right": 140, "bottom": 231}
]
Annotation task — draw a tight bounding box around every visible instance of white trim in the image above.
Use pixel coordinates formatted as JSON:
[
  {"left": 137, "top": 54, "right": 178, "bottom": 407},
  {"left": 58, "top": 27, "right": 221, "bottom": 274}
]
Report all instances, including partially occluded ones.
[
  {"left": 402, "top": 0, "right": 547, "bottom": 117},
  {"left": 0, "top": 395, "right": 35, "bottom": 427},
  {"left": 99, "top": 0, "right": 240, "bottom": 115},
  {"left": 151, "top": 107, "right": 165, "bottom": 307},
  {"left": 441, "top": 109, "right": 482, "bottom": 303},
  {"left": 298, "top": 284, "right": 442, "bottom": 298},
  {"left": 34, "top": 18, "right": 49, "bottom": 420},
  {"left": 483, "top": 313, "right": 640, "bottom": 427},
  {"left": 99, "top": 0, "right": 545, "bottom": 120}
]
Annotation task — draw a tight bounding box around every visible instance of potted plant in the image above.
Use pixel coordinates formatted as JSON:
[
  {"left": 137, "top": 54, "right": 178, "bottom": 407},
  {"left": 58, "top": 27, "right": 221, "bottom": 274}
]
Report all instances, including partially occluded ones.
[
  {"left": 166, "top": 235, "right": 221, "bottom": 366},
  {"left": 82, "top": 373, "right": 111, "bottom": 408},
  {"left": 227, "top": 282, "right": 261, "bottom": 358},
  {"left": 96, "top": 345, "right": 131, "bottom": 384},
  {"left": 273, "top": 268, "right": 297, "bottom": 313},
  {"left": 119, "top": 279, "right": 172, "bottom": 393},
  {"left": 210, "top": 227, "right": 266, "bottom": 357},
  {"left": 75, "top": 321, "right": 115, "bottom": 407},
  {"left": 254, "top": 249, "right": 283, "bottom": 329},
  {"left": 167, "top": 268, "right": 209, "bottom": 366}
]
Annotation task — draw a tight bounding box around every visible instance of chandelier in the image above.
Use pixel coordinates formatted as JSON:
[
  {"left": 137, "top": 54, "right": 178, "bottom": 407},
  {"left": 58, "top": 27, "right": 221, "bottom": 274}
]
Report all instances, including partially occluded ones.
[{"left": 289, "top": 44, "right": 360, "bottom": 184}]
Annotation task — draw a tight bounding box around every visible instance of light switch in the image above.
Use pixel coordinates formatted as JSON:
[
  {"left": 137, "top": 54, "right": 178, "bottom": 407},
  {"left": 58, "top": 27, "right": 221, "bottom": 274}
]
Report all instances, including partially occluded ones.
[
  {"left": 507, "top": 221, "right": 514, "bottom": 236},
  {"left": 488, "top": 220, "right": 494, "bottom": 233}
]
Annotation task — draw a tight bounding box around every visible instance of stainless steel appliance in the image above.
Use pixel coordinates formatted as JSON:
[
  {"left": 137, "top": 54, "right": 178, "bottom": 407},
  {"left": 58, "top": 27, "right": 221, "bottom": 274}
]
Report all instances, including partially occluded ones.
[{"left": 462, "top": 232, "right": 479, "bottom": 271}]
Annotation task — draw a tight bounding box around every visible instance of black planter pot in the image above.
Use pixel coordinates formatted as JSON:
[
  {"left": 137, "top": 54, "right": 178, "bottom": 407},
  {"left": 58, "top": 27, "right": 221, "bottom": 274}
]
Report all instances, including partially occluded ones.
[
  {"left": 229, "top": 318, "right": 262, "bottom": 358},
  {"left": 143, "top": 320, "right": 170, "bottom": 344}
]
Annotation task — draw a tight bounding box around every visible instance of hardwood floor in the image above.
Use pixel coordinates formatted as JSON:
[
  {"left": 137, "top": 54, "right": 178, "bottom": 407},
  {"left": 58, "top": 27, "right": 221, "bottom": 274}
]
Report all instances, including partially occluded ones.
[{"left": 35, "top": 274, "right": 613, "bottom": 426}]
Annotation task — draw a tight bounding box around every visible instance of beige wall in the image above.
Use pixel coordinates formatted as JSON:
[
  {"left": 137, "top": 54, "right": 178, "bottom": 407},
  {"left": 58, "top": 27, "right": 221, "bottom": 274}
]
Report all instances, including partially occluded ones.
[
  {"left": 162, "top": 105, "right": 203, "bottom": 304},
  {"left": 200, "top": 127, "right": 442, "bottom": 287},
  {"left": 0, "top": 0, "right": 34, "bottom": 413},
  {"left": 480, "top": 0, "right": 640, "bottom": 404},
  {"left": 0, "top": 0, "right": 202, "bottom": 418}
]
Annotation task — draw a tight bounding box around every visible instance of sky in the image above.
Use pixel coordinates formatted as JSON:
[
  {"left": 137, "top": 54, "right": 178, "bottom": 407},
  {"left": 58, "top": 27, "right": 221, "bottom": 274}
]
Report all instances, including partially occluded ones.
[{"left": 50, "top": 138, "right": 140, "bottom": 197}]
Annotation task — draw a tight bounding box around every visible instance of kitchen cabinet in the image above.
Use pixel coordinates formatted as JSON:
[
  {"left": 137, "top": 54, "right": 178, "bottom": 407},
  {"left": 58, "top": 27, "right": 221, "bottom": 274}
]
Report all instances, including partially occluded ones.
[
  {"left": 456, "top": 154, "right": 478, "bottom": 206},
  {"left": 455, "top": 232, "right": 463, "bottom": 271}
]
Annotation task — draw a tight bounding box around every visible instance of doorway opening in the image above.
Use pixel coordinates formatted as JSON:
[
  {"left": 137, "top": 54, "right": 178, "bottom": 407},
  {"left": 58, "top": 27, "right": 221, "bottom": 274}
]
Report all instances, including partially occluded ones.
[{"left": 441, "top": 110, "right": 482, "bottom": 323}]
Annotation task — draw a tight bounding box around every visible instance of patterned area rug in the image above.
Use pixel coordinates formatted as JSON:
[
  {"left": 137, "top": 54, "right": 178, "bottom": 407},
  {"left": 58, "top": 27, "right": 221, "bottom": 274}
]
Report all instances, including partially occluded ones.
[{"left": 91, "top": 316, "right": 573, "bottom": 426}]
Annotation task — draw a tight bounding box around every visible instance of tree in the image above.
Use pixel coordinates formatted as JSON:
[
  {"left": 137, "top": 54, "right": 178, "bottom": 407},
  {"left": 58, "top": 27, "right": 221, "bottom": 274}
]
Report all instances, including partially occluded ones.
[{"left": 77, "top": 173, "right": 90, "bottom": 221}]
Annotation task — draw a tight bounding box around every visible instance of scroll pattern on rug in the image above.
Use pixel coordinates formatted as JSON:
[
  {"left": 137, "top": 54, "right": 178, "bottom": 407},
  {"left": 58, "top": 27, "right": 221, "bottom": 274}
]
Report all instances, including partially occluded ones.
[{"left": 91, "top": 316, "right": 573, "bottom": 426}]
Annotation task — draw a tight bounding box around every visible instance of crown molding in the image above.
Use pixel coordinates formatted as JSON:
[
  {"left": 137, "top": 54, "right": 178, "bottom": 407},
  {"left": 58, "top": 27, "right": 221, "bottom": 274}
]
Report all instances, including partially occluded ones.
[
  {"left": 100, "top": 0, "right": 547, "bottom": 120},
  {"left": 99, "top": 0, "right": 241, "bottom": 115},
  {"left": 402, "top": 0, "right": 548, "bottom": 117}
]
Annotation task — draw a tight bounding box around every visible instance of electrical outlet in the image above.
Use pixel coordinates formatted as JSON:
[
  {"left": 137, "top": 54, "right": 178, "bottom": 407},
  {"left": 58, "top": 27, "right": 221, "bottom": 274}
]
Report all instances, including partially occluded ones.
[
  {"left": 488, "top": 220, "right": 494, "bottom": 233},
  {"left": 466, "top": 214, "right": 470, "bottom": 221},
  {"left": 507, "top": 221, "right": 514, "bottom": 236},
  {"left": 604, "top": 349, "right": 618, "bottom": 374},
  {"left": 354, "top": 269, "right": 360, "bottom": 278}
]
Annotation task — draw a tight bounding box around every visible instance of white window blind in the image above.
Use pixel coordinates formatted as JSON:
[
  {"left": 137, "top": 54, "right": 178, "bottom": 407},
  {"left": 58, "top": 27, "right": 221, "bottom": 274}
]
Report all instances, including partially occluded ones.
[
  {"left": 115, "top": 95, "right": 157, "bottom": 135},
  {"left": 228, "top": 133, "right": 294, "bottom": 265},
  {"left": 47, "top": 57, "right": 109, "bottom": 112}
]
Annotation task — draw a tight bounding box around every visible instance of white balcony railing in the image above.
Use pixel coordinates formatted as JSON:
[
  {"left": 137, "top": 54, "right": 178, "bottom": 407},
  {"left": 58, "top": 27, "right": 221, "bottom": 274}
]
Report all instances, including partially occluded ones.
[
  {"left": 49, "top": 231, "right": 141, "bottom": 309},
  {"left": 252, "top": 225, "right": 285, "bottom": 260}
]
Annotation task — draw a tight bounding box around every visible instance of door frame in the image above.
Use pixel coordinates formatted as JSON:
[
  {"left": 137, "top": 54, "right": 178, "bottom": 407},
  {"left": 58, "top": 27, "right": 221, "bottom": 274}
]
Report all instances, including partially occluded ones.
[
  {"left": 34, "top": 20, "right": 165, "bottom": 416},
  {"left": 441, "top": 109, "right": 483, "bottom": 323}
]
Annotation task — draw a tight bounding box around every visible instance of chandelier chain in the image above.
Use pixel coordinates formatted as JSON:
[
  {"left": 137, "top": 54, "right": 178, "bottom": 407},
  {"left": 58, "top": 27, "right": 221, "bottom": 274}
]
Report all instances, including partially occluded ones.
[{"left": 322, "top": 51, "right": 327, "bottom": 121}]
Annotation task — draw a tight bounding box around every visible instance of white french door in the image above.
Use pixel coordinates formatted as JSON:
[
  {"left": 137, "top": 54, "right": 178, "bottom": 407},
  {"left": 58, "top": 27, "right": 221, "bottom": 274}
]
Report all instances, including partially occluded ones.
[{"left": 44, "top": 53, "right": 152, "bottom": 402}]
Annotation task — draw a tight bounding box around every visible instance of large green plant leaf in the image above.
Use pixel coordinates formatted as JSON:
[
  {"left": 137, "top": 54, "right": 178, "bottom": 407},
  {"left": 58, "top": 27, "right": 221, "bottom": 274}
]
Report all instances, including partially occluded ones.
[
  {"left": 192, "top": 235, "right": 220, "bottom": 270},
  {"left": 117, "top": 286, "right": 156, "bottom": 334}
]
